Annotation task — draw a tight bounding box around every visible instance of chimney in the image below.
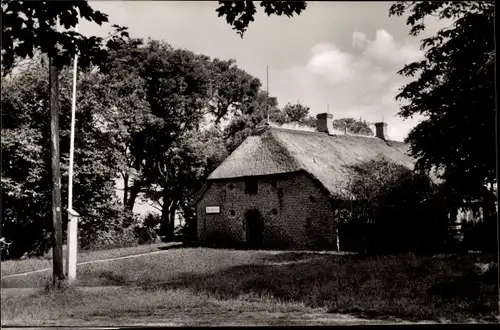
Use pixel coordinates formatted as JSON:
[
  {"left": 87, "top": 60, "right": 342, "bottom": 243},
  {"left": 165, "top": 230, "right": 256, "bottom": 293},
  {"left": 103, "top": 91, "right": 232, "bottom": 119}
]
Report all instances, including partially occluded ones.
[
  {"left": 375, "top": 122, "right": 387, "bottom": 140},
  {"left": 316, "top": 113, "right": 333, "bottom": 134}
]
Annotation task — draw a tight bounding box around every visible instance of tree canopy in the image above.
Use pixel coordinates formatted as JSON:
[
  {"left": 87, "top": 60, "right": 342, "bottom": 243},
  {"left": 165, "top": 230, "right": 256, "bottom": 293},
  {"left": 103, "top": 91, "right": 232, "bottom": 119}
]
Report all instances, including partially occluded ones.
[
  {"left": 389, "top": 1, "right": 495, "bottom": 205},
  {"left": 1, "top": 1, "right": 128, "bottom": 75},
  {"left": 332, "top": 118, "right": 374, "bottom": 136},
  {"left": 1, "top": 59, "right": 129, "bottom": 256},
  {"left": 216, "top": 1, "right": 307, "bottom": 37}
]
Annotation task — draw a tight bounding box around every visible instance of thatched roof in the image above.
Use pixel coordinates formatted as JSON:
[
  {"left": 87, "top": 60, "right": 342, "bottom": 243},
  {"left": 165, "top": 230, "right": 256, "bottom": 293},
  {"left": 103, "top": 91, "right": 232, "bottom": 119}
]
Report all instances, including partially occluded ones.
[{"left": 206, "top": 127, "right": 419, "bottom": 198}]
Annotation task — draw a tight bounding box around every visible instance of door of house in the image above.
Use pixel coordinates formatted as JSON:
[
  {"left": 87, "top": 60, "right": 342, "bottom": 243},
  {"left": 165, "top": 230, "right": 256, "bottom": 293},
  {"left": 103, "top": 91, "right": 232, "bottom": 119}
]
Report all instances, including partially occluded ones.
[{"left": 245, "top": 209, "right": 264, "bottom": 248}]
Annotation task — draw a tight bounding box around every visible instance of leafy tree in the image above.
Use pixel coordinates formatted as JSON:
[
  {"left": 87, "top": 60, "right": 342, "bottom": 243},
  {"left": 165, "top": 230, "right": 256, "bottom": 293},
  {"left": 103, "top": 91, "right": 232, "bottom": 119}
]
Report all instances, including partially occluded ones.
[
  {"left": 389, "top": 1, "right": 495, "bottom": 208},
  {"left": 223, "top": 91, "right": 282, "bottom": 152},
  {"left": 216, "top": 1, "right": 307, "bottom": 37},
  {"left": 207, "top": 58, "right": 262, "bottom": 124},
  {"left": 1, "top": 59, "right": 127, "bottom": 257},
  {"left": 282, "top": 102, "right": 310, "bottom": 123},
  {"left": 1, "top": 0, "right": 128, "bottom": 74},
  {"left": 332, "top": 118, "right": 374, "bottom": 136},
  {"left": 337, "top": 156, "right": 448, "bottom": 254}
]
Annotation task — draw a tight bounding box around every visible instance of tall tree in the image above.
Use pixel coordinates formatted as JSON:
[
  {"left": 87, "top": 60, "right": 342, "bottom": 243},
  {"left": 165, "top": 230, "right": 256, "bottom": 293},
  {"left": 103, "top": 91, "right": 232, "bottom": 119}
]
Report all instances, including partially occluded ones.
[
  {"left": 1, "top": 59, "right": 127, "bottom": 258},
  {"left": 389, "top": 1, "right": 495, "bottom": 207},
  {"left": 2, "top": 0, "right": 128, "bottom": 285},
  {"left": 207, "top": 58, "right": 262, "bottom": 124}
]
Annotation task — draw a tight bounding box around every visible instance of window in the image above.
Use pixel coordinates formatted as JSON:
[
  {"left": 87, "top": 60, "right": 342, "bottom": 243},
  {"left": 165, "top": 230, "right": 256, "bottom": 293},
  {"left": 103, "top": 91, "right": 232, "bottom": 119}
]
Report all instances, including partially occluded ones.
[
  {"left": 228, "top": 184, "right": 235, "bottom": 191},
  {"left": 245, "top": 179, "right": 258, "bottom": 195},
  {"left": 271, "top": 180, "right": 277, "bottom": 188},
  {"left": 309, "top": 195, "right": 316, "bottom": 202},
  {"left": 229, "top": 210, "right": 236, "bottom": 216},
  {"left": 271, "top": 209, "right": 278, "bottom": 215}
]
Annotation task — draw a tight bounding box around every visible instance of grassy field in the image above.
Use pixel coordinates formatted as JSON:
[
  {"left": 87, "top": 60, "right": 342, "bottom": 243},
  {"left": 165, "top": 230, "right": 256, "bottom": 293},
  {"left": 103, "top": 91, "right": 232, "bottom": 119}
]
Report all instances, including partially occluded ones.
[
  {"left": 1, "top": 247, "right": 498, "bottom": 325},
  {"left": 1, "top": 243, "right": 176, "bottom": 277}
]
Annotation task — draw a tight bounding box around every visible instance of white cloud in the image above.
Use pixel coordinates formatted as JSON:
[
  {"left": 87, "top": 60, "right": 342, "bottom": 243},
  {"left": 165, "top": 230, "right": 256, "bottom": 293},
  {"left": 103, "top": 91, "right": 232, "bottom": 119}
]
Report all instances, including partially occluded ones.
[
  {"left": 352, "top": 31, "right": 368, "bottom": 48},
  {"left": 359, "top": 29, "right": 424, "bottom": 65},
  {"left": 307, "top": 43, "right": 355, "bottom": 84},
  {"left": 273, "top": 30, "right": 426, "bottom": 141}
]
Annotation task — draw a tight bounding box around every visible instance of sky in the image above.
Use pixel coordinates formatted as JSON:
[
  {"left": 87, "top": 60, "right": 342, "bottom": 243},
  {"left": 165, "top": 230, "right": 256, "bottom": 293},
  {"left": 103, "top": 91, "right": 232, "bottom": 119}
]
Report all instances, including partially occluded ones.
[
  {"left": 80, "top": 1, "right": 450, "bottom": 142},
  {"left": 79, "top": 1, "right": 448, "bottom": 216}
]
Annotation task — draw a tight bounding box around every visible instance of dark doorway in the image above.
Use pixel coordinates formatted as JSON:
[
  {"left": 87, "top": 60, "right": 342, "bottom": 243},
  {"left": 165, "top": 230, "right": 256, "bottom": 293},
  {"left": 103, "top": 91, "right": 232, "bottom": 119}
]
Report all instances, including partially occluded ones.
[{"left": 245, "top": 209, "right": 264, "bottom": 248}]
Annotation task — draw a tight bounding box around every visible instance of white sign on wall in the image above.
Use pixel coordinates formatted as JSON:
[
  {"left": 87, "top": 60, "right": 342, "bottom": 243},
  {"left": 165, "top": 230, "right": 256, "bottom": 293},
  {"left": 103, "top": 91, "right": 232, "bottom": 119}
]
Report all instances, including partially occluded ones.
[{"left": 206, "top": 206, "right": 221, "bottom": 214}]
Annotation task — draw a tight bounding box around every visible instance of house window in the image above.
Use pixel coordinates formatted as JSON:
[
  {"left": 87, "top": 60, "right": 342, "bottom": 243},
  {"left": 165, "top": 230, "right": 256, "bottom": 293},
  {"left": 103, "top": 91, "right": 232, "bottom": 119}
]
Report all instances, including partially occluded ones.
[
  {"left": 309, "top": 195, "right": 316, "bottom": 202},
  {"left": 271, "top": 209, "right": 278, "bottom": 215},
  {"left": 271, "top": 180, "right": 277, "bottom": 188},
  {"left": 228, "top": 184, "right": 235, "bottom": 191},
  {"left": 229, "top": 210, "right": 236, "bottom": 216},
  {"left": 245, "top": 179, "right": 258, "bottom": 195}
]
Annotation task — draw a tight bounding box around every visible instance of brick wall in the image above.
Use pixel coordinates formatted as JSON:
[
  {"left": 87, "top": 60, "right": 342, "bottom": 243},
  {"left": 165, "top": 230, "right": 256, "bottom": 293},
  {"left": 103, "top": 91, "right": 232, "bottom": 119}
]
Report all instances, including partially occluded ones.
[{"left": 196, "top": 171, "right": 338, "bottom": 250}]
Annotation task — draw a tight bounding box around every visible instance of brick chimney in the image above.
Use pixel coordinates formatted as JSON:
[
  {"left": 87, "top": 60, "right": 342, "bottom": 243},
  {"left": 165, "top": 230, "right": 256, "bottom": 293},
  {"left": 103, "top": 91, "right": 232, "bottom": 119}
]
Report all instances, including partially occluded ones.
[
  {"left": 375, "top": 122, "right": 387, "bottom": 140},
  {"left": 316, "top": 113, "right": 333, "bottom": 134}
]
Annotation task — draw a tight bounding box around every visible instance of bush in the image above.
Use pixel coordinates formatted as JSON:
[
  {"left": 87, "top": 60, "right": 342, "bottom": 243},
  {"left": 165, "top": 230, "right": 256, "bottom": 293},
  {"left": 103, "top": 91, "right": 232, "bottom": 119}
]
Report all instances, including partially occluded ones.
[
  {"left": 134, "top": 226, "right": 159, "bottom": 245},
  {"left": 337, "top": 156, "right": 450, "bottom": 254}
]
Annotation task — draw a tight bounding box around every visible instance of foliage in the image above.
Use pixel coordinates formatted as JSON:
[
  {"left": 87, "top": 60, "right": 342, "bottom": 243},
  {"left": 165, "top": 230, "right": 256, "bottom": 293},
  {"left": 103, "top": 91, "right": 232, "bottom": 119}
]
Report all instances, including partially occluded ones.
[
  {"left": 1, "top": 0, "right": 128, "bottom": 75},
  {"left": 223, "top": 93, "right": 297, "bottom": 152},
  {"left": 1, "top": 59, "right": 130, "bottom": 258},
  {"left": 142, "top": 212, "right": 162, "bottom": 231},
  {"left": 94, "top": 38, "right": 268, "bottom": 240},
  {"left": 282, "top": 102, "right": 310, "bottom": 123},
  {"left": 207, "top": 58, "right": 262, "bottom": 123},
  {"left": 332, "top": 118, "right": 374, "bottom": 136},
  {"left": 337, "top": 156, "right": 449, "bottom": 254},
  {"left": 216, "top": 1, "right": 307, "bottom": 37},
  {"left": 389, "top": 1, "right": 496, "bottom": 205}
]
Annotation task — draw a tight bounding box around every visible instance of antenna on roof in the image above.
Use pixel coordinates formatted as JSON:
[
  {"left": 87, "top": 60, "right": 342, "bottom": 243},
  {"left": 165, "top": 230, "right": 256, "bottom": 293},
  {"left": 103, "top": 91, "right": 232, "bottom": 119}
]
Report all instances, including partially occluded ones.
[{"left": 266, "top": 65, "right": 270, "bottom": 125}]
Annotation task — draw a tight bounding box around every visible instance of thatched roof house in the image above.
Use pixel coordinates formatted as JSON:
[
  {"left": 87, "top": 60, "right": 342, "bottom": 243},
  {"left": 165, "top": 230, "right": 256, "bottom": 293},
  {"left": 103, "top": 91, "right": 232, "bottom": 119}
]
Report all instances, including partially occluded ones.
[{"left": 194, "top": 113, "right": 421, "bottom": 250}]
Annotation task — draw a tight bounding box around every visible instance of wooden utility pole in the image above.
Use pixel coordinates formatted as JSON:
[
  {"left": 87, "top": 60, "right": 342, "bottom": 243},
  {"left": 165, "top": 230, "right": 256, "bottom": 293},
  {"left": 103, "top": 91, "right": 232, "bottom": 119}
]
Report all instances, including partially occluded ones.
[{"left": 49, "top": 58, "right": 65, "bottom": 286}]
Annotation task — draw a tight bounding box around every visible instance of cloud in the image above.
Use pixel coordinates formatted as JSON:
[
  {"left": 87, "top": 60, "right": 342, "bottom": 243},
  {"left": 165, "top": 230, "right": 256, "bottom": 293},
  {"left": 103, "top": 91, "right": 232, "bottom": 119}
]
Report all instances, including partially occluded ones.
[
  {"left": 307, "top": 43, "right": 355, "bottom": 84},
  {"left": 352, "top": 31, "right": 368, "bottom": 48},
  {"left": 357, "top": 29, "right": 424, "bottom": 65},
  {"left": 272, "top": 30, "right": 425, "bottom": 141}
]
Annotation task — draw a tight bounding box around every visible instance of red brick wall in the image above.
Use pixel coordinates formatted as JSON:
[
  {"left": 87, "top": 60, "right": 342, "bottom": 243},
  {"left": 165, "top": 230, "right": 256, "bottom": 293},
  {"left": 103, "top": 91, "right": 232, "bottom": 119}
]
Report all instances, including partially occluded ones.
[{"left": 196, "top": 171, "right": 337, "bottom": 250}]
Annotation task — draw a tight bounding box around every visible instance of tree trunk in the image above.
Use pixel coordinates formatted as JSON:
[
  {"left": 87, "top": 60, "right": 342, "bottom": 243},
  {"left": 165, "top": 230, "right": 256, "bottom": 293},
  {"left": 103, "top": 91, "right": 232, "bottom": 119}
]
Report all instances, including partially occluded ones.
[
  {"left": 126, "top": 181, "right": 142, "bottom": 211},
  {"left": 49, "top": 59, "right": 64, "bottom": 286},
  {"left": 161, "top": 184, "right": 172, "bottom": 241},
  {"left": 122, "top": 173, "right": 129, "bottom": 207},
  {"left": 168, "top": 200, "right": 178, "bottom": 241}
]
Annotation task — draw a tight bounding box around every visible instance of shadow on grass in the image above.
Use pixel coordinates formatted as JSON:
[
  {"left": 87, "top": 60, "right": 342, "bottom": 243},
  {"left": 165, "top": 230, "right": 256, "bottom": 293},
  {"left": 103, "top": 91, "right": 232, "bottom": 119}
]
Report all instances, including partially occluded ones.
[
  {"left": 156, "top": 243, "right": 184, "bottom": 251},
  {"left": 141, "top": 253, "right": 498, "bottom": 323}
]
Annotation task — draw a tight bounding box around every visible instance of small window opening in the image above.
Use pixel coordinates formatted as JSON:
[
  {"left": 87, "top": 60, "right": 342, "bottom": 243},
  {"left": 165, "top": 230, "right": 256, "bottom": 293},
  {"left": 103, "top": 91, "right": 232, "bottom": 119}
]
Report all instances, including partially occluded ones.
[
  {"left": 309, "top": 195, "right": 316, "bottom": 202},
  {"left": 228, "top": 184, "right": 235, "bottom": 191},
  {"left": 229, "top": 210, "right": 236, "bottom": 216},
  {"left": 245, "top": 179, "right": 258, "bottom": 195},
  {"left": 271, "top": 209, "right": 278, "bottom": 215},
  {"left": 271, "top": 181, "right": 277, "bottom": 188}
]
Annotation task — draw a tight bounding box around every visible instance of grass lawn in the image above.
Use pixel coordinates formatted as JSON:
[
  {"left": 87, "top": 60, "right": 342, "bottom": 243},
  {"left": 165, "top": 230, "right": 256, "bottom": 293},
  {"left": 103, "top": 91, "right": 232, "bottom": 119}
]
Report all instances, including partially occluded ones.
[
  {"left": 1, "top": 286, "right": 391, "bottom": 326},
  {"left": 1, "top": 242, "right": 177, "bottom": 277},
  {"left": 1, "top": 248, "right": 498, "bottom": 325}
]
